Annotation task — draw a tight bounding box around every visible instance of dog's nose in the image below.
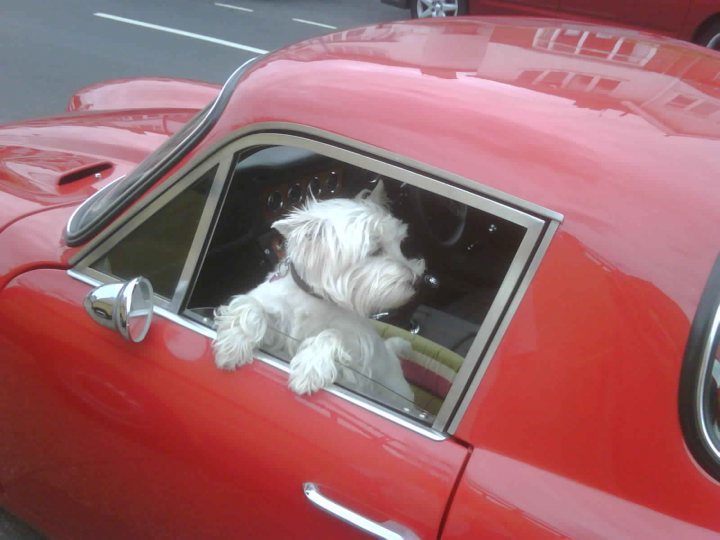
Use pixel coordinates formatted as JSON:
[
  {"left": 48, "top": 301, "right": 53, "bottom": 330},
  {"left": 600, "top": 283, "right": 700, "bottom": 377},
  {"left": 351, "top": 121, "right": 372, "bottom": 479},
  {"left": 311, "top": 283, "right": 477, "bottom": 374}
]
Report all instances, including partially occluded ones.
[{"left": 412, "top": 270, "right": 433, "bottom": 288}]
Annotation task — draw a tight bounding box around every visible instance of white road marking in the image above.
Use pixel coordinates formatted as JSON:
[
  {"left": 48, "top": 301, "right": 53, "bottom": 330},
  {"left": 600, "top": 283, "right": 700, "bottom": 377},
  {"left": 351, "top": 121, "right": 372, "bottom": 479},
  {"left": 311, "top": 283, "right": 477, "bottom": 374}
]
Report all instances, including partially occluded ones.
[
  {"left": 215, "top": 3, "right": 254, "bottom": 13},
  {"left": 291, "top": 18, "right": 337, "bottom": 30},
  {"left": 94, "top": 12, "right": 268, "bottom": 54}
]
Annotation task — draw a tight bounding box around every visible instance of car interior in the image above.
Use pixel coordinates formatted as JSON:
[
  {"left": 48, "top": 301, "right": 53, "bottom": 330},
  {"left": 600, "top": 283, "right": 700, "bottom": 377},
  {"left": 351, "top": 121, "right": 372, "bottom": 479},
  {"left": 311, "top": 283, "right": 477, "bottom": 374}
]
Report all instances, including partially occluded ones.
[{"left": 184, "top": 145, "right": 527, "bottom": 419}]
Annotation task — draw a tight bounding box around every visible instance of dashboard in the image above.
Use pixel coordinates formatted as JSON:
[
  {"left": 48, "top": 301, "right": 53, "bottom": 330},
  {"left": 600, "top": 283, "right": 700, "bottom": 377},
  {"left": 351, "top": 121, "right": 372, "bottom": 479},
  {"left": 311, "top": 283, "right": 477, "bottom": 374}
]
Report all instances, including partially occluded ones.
[{"left": 261, "top": 167, "right": 344, "bottom": 222}]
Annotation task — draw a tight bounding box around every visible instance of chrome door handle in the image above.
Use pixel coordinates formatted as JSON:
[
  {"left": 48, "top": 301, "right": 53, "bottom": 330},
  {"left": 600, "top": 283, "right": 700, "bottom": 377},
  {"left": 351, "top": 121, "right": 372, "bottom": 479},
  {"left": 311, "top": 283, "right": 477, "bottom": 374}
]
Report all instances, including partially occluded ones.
[{"left": 303, "top": 483, "right": 414, "bottom": 540}]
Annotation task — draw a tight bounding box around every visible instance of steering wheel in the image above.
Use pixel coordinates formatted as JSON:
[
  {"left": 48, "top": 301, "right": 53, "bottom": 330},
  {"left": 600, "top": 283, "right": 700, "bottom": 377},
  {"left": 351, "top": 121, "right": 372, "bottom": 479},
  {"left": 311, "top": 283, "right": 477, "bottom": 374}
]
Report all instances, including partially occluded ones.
[{"left": 411, "top": 187, "right": 468, "bottom": 248}]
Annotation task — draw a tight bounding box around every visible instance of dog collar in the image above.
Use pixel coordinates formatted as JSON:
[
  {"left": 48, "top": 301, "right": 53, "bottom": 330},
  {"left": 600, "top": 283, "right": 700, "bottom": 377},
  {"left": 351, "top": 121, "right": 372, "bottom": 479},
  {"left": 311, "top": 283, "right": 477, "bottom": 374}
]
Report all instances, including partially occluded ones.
[{"left": 289, "top": 262, "right": 325, "bottom": 301}]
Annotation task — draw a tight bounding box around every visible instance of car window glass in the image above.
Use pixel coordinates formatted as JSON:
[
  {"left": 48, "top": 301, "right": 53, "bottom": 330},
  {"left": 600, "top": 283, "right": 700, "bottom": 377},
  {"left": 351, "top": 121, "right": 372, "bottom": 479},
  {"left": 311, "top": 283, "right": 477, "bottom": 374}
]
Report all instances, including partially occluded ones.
[
  {"left": 90, "top": 166, "right": 216, "bottom": 298},
  {"left": 184, "top": 146, "right": 527, "bottom": 424}
]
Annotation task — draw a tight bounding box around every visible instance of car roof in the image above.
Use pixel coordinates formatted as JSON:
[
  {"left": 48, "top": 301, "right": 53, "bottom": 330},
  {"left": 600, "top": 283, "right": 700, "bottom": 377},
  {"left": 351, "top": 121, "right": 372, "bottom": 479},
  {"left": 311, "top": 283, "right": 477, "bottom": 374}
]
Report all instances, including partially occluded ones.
[{"left": 207, "top": 16, "right": 720, "bottom": 314}]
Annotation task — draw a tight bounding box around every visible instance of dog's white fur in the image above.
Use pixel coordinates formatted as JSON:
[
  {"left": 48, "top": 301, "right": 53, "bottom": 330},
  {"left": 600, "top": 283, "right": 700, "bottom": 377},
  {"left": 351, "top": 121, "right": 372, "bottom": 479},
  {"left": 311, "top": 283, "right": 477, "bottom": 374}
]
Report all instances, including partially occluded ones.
[{"left": 213, "top": 182, "right": 425, "bottom": 405}]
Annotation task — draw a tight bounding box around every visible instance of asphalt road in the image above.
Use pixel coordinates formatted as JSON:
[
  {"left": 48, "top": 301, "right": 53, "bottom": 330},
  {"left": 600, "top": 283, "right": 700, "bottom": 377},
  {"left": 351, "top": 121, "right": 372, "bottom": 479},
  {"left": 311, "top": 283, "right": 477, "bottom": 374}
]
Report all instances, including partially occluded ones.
[
  {"left": 1, "top": 1, "right": 407, "bottom": 537},
  {"left": 2, "top": 0, "right": 405, "bottom": 123}
]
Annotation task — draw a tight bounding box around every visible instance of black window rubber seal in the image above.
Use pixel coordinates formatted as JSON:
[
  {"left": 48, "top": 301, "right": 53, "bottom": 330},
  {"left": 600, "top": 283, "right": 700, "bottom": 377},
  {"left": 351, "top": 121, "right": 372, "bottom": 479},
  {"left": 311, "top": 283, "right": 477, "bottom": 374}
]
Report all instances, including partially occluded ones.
[
  {"left": 678, "top": 253, "right": 720, "bottom": 480},
  {"left": 65, "top": 58, "right": 258, "bottom": 247}
]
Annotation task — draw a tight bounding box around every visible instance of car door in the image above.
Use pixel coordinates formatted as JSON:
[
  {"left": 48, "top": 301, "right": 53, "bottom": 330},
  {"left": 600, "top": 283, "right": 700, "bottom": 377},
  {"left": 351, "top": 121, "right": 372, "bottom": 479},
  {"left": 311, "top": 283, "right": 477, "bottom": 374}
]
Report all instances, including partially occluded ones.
[
  {"left": 558, "top": 0, "right": 690, "bottom": 34},
  {"left": 616, "top": 0, "right": 690, "bottom": 34},
  {"left": 0, "top": 151, "right": 469, "bottom": 539},
  {"left": 470, "top": 0, "right": 559, "bottom": 13}
]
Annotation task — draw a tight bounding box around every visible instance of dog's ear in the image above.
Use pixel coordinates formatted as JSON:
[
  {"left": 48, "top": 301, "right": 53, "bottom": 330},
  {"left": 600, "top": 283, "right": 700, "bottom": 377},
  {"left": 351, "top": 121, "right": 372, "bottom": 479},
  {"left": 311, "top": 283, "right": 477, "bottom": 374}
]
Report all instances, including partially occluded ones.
[
  {"left": 272, "top": 215, "right": 296, "bottom": 239},
  {"left": 368, "top": 179, "right": 387, "bottom": 205},
  {"left": 356, "top": 179, "right": 389, "bottom": 208},
  {"left": 273, "top": 210, "right": 338, "bottom": 280},
  {"left": 273, "top": 209, "right": 320, "bottom": 239},
  {"left": 273, "top": 211, "right": 332, "bottom": 249}
]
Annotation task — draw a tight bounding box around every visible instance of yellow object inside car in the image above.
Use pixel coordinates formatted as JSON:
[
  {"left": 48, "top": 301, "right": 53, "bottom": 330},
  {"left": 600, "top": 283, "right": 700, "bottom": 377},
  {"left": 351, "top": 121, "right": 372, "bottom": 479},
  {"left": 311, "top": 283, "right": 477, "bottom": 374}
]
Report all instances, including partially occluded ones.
[{"left": 372, "top": 320, "right": 464, "bottom": 415}]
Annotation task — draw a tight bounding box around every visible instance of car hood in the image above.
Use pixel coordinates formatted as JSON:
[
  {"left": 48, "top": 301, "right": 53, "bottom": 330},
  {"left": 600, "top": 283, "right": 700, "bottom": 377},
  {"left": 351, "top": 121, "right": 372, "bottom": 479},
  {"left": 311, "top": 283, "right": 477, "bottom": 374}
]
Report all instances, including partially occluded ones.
[{"left": 0, "top": 106, "right": 203, "bottom": 235}]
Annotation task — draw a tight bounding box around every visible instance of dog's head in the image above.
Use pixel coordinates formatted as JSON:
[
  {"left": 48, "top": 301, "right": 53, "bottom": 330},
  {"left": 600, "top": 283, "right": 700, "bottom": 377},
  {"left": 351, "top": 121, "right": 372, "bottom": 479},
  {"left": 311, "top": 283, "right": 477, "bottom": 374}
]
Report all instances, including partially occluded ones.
[{"left": 273, "top": 182, "right": 426, "bottom": 317}]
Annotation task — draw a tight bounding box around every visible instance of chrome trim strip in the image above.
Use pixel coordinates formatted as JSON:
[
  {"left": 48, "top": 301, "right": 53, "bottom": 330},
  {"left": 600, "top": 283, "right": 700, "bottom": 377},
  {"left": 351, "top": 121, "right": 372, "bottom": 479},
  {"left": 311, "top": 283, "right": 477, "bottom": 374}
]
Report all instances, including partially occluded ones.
[
  {"left": 70, "top": 124, "right": 563, "bottom": 266},
  {"left": 65, "top": 175, "right": 125, "bottom": 239},
  {"left": 303, "top": 483, "right": 409, "bottom": 540},
  {"left": 200, "top": 122, "right": 565, "bottom": 224},
  {"left": 169, "top": 157, "right": 232, "bottom": 312},
  {"left": 69, "top": 269, "right": 103, "bottom": 288},
  {"left": 192, "top": 132, "right": 544, "bottom": 230},
  {"left": 325, "top": 384, "right": 446, "bottom": 441},
  {"left": 696, "top": 302, "right": 720, "bottom": 461},
  {"left": 445, "top": 220, "right": 561, "bottom": 433},
  {"left": 433, "top": 218, "right": 544, "bottom": 431}
]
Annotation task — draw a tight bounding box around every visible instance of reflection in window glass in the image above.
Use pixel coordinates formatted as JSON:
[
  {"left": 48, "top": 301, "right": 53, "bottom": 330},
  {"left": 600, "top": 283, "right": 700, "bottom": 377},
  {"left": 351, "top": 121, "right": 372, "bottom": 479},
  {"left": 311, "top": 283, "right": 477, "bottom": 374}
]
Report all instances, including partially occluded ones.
[{"left": 91, "top": 166, "right": 216, "bottom": 298}]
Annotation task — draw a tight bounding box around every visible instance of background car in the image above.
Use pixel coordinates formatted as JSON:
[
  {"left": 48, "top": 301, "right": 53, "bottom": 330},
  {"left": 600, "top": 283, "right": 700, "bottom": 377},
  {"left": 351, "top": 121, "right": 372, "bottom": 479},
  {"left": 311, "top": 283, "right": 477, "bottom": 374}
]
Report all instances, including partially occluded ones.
[
  {"left": 382, "top": 0, "right": 720, "bottom": 49},
  {"left": 1, "top": 15, "right": 720, "bottom": 539}
]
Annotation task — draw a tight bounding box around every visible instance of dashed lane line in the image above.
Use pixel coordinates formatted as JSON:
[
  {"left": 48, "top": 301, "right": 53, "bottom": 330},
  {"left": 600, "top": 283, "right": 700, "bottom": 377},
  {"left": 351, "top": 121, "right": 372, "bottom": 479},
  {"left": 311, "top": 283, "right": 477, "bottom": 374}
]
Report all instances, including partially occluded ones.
[
  {"left": 209, "top": 5, "right": 337, "bottom": 31},
  {"left": 94, "top": 12, "right": 268, "bottom": 54},
  {"left": 214, "top": 3, "right": 254, "bottom": 13},
  {"left": 291, "top": 18, "right": 337, "bottom": 30}
]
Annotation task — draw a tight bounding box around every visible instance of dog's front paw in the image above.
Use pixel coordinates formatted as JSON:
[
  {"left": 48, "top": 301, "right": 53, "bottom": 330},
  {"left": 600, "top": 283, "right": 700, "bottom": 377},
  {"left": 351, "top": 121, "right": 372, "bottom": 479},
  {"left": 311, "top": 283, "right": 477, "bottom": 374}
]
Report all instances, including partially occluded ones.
[
  {"left": 213, "top": 342, "right": 254, "bottom": 371},
  {"left": 213, "top": 295, "right": 267, "bottom": 370},
  {"left": 288, "top": 330, "right": 350, "bottom": 395}
]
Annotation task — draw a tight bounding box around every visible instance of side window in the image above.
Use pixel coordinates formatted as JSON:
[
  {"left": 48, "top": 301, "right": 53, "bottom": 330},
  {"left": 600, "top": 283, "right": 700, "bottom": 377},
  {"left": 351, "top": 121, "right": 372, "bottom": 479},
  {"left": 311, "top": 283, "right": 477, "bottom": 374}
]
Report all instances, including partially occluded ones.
[
  {"left": 680, "top": 255, "right": 720, "bottom": 479},
  {"left": 90, "top": 166, "right": 216, "bottom": 298},
  {"left": 183, "top": 145, "right": 538, "bottom": 424}
]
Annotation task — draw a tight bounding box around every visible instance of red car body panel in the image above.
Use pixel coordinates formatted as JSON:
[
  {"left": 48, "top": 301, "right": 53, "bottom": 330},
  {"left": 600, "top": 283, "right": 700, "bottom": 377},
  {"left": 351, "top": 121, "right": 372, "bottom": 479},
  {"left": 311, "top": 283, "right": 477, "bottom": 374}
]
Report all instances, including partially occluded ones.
[
  {"left": 0, "top": 108, "right": 200, "bottom": 234},
  {"left": 208, "top": 18, "right": 720, "bottom": 314},
  {"left": 1, "top": 17, "right": 719, "bottom": 538},
  {"left": 66, "top": 77, "right": 220, "bottom": 112},
  {"left": 0, "top": 269, "right": 469, "bottom": 540},
  {"left": 449, "top": 232, "right": 720, "bottom": 536}
]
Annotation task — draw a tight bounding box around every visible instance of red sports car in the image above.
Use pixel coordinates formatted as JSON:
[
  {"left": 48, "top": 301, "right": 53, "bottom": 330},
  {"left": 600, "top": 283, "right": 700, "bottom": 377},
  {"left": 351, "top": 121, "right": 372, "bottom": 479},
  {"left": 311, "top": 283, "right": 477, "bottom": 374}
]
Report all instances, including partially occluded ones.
[
  {"left": 1, "top": 16, "right": 719, "bottom": 540},
  {"left": 384, "top": 0, "right": 720, "bottom": 50}
]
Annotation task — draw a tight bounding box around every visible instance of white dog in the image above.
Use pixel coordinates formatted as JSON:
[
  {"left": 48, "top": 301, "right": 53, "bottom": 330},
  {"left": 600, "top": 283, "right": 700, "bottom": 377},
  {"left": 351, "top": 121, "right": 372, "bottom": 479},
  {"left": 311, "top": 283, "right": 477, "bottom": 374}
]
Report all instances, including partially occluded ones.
[{"left": 213, "top": 182, "right": 425, "bottom": 406}]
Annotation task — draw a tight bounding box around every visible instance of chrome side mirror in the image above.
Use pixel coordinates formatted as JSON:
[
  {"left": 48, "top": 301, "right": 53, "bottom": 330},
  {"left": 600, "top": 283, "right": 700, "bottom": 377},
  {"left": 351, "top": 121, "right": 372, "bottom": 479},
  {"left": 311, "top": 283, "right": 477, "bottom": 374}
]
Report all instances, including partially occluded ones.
[{"left": 84, "top": 277, "right": 154, "bottom": 343}]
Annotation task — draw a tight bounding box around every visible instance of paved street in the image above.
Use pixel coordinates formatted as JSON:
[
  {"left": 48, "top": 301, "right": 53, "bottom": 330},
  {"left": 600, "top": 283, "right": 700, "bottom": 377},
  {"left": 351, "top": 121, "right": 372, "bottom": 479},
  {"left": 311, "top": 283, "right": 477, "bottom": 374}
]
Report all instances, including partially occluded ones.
[
  {"left": 1, "top": 1, "right": 405, "bottom": 537},
  {"left": 2, "top": 0, "right": 404, "bottom": 123}
]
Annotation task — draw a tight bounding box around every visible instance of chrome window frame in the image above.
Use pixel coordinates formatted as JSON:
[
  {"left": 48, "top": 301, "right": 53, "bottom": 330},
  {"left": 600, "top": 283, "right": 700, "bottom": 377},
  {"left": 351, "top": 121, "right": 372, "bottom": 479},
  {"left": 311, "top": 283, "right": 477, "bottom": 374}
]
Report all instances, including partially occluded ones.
[
  {"left": 679, "top": 254, "right": 720, "bottom": 480},
  {"left": 65, "top": 57, "right": 258, "bottom": 246},
  {"left": 696, "top": 304, "right": 720, "bottom": 460},
  {"left": 69, "top": 123, "right": 563, "bottom": 438}
]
